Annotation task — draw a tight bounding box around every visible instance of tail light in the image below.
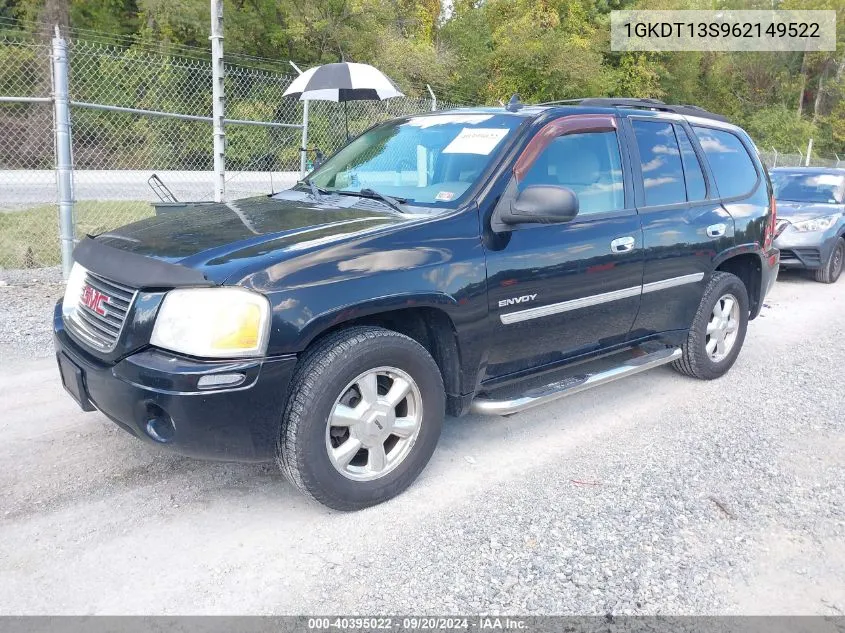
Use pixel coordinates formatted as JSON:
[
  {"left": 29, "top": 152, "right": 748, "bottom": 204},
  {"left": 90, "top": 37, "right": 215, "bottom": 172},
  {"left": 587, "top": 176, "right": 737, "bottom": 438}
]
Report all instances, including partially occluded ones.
[{"left": 764, "top": 194, "right": 777, "bottom": 250}]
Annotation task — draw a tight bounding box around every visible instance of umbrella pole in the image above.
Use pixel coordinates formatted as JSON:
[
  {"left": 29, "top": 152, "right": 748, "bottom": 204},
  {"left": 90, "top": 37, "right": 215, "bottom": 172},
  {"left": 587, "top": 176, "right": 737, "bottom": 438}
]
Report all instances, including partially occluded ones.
[{"left": 344, "top": 100, "right": 349, "bottom": 141}]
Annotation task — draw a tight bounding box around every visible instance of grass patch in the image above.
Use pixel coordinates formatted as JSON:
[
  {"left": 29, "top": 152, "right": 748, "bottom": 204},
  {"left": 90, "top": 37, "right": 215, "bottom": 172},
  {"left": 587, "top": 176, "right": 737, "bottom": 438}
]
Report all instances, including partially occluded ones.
[{"left": 0, "top": 201, "right": 153, "bottom": 269}]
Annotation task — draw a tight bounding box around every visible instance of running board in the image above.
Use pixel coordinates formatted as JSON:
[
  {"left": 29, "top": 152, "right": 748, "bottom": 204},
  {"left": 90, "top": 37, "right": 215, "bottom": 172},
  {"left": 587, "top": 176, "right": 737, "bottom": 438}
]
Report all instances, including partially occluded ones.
[{"left": 470, "top": 347, "right": 682, "bottom": 416}]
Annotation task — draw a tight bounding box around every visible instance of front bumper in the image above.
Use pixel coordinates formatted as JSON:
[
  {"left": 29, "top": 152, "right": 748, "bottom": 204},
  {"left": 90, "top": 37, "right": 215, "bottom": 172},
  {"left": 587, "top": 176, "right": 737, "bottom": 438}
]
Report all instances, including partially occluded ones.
[
  {"left": 54, "top": 303, "right": 298, "bottom": 462},
  {"left": 774, "top": 229, "right": 838, "bottom": 270}
]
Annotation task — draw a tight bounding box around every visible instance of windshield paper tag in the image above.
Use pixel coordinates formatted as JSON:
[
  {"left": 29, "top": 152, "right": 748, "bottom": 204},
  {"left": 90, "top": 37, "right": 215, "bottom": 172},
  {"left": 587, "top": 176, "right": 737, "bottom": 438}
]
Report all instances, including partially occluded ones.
[
  {"left": 435, "top": 191, "right": 456, "bottom": 201},
  {"left": 443, "top": 128, "right": 509, "bottom": 155}
]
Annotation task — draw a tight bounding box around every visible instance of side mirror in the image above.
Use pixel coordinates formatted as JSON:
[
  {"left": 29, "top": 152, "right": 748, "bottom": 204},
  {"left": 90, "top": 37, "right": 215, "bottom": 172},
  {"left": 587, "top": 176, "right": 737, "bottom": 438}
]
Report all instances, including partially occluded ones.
[{"left": 500, "top": 185, "right": 579, "bottom": 226}]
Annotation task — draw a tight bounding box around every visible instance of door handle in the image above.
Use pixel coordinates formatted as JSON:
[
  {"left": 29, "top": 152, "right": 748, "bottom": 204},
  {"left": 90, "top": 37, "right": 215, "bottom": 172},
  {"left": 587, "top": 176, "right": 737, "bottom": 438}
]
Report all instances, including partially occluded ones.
[
  {"left": 610, "top": 236, "right": 635, "bottom": 253},
  {"left": 707, "top": 223, "right": 727, "bottom": 238}
]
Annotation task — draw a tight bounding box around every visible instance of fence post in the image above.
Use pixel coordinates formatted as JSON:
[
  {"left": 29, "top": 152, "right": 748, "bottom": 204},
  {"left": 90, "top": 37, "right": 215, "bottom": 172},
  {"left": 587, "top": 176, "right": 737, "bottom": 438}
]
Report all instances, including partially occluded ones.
[
  {"left": 771, "top": 146, "right": 778, "bottom": 168},
  {"left": 51, "top": 26, "right": 74, "bottom": 279},
  {"left": 299, "top": 100, "right": 309, "bottom": 177},
  {"left": 210, "top": 0, "right": 225, "bottom": 202},
  {"left": 805, "top": 138, "right": 813, "bottom": 167},
  {"left": 426, "top": 84, "right": 436, "bottom": 111},
  {"left": 290, "top": 61, "right": 309, "bottom": 178}
]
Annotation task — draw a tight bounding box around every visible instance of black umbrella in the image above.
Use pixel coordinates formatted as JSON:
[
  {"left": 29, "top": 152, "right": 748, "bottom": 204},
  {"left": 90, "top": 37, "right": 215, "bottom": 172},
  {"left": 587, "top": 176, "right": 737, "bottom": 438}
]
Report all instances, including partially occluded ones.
[{"left": 283, "top": 62, "right": 405, "bottom": 140}]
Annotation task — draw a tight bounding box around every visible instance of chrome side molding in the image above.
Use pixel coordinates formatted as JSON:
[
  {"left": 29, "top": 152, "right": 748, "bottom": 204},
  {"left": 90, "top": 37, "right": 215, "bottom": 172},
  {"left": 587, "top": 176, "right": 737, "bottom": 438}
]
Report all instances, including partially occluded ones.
[
  {"left": 500, "top": 273, "right": 704, "bottom": 324},
  {"left": 500, "top": 285, "right": 641, "bottom": 324},
  {"left": 642, "top": 272, "right": 704, "bottom": 295},
  {"left": 470, "top": 347, "right": 682, "bottom": 416}
]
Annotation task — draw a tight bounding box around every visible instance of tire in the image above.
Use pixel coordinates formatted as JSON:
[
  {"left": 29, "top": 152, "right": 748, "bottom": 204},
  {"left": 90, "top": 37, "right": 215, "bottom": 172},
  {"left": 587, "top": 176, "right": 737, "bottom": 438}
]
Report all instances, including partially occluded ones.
[
  {"left": 672, "top": 272, "right": 749, "bottom": 380},
  {"left": 277, "top": 326, "right": 445, "bottom": 511},
  {"left": 813, "top": 237, "right": 844, "bottom": 284}
]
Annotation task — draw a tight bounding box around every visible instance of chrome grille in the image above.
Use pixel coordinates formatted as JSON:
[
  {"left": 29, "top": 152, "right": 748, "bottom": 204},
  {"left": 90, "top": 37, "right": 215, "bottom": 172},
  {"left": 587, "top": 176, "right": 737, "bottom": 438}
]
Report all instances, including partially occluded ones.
[{"left": 66, "top": 272, "right": 137, "bottom": 352}]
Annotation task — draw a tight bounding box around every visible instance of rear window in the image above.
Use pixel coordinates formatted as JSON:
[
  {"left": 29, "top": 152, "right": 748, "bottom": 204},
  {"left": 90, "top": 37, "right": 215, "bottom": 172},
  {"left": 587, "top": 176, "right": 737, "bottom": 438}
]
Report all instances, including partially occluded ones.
[
  {"left": 693, "top": 127, "right": 758, "bottom": 199},
  {"left": 632, "top": 120, "right": 686, "bottom": 206},
  {"left": 676, "top": 126, "right": 707, "bottom": 201}
]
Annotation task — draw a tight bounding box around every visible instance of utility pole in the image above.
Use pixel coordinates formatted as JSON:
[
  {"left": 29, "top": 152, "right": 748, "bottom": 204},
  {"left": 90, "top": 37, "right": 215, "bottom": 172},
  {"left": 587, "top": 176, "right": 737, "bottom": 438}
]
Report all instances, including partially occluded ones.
[{"left": 210, "top": 0, "right": 225, "bottom": 202}]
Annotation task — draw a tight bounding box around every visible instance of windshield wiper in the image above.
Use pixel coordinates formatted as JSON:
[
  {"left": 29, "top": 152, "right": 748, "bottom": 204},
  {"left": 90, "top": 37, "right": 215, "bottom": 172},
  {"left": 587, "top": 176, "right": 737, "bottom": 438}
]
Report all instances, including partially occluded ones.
[
  {"left": 297, "top": 178, "right": 328, "bottom": 200},
  {"left": 336, "top": 188, "right": 408, "bottom": 214}
]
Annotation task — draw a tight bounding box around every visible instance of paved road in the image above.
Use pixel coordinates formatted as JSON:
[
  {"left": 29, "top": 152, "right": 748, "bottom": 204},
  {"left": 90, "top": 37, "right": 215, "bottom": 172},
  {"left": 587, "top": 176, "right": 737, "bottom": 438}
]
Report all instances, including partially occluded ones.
[
  {"left": 0, "top": 170, "right": 301, "bottom": 209},
  {"left": 0, "top": 273, "right": 843, "bottom": 615}
]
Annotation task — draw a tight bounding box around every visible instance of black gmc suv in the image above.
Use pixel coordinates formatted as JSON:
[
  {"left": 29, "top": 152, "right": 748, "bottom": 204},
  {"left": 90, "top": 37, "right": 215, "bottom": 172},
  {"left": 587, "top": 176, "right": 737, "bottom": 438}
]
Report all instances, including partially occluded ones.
[{"left": 54, "top": 98, "right": 779, "bottom": 510}]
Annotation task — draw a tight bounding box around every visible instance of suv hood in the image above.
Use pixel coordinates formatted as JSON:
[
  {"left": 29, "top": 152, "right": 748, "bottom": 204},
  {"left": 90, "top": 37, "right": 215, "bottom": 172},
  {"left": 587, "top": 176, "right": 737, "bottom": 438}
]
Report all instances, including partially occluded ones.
[
  {"left": 92, "top": 192, "right": 412, "bottom": 284},
  {"left": 775, "top": 200, "right": 843, "bottom": 221}
]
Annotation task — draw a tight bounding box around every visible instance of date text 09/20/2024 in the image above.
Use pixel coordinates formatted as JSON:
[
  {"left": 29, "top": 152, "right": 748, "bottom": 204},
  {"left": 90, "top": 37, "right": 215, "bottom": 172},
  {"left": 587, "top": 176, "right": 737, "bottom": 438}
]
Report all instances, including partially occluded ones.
[{"left": 307, "top": 617, "right": 526, "bottom": 630}]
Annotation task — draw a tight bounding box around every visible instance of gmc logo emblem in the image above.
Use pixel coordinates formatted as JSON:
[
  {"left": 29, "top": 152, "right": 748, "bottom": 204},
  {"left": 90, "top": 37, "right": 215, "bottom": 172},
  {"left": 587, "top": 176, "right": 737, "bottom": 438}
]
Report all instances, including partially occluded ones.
[{"left": 82, "top": 285, "right": 109, "bottom": 316}]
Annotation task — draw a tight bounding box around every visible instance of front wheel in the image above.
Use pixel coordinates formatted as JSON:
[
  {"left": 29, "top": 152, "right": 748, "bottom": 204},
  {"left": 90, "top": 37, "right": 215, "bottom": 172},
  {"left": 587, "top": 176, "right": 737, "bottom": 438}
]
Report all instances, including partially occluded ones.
[
  {"left": 672, "top": 271, "right": 749, "bottom": 380},
  {"left": 277, "top": 326, "right": 445, "bottom": 511},
  {"left": 813, "top": 237, "right": 844, "bottom": 284}
]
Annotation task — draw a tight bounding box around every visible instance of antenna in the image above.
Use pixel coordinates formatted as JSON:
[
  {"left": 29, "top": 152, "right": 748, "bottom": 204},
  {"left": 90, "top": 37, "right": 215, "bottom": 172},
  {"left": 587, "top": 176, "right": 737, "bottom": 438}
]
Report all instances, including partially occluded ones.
[{"left": 506, "top": 94, "right": 523, "bottom": 112}]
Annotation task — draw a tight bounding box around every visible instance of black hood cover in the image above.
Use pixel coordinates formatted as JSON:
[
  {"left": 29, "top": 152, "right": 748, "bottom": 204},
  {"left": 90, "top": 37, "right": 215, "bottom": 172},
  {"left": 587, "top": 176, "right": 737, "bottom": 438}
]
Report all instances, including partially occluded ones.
[{"left": 85, "top": 192, "right": 408, "bottom": 285}]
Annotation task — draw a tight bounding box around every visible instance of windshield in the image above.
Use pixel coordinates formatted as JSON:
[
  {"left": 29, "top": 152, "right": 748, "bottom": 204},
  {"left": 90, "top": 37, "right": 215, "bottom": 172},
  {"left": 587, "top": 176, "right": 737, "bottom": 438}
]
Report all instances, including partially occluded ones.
[
  {"left": 771, "top": 172, "right": 845, "bottom": 204},
  {"left": 308, "top": 113, "right": 525, "bottom": 207}
]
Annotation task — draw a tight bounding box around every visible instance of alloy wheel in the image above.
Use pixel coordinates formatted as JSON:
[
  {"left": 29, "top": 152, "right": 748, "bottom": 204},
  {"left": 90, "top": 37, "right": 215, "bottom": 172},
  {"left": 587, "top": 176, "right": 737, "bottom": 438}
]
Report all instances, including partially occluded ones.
[
  {"left": 325, "top": 366, "right": 423, "bottom": 481},
  {"left": 706, "top": 293, "right": 740, "bottom": 363}
]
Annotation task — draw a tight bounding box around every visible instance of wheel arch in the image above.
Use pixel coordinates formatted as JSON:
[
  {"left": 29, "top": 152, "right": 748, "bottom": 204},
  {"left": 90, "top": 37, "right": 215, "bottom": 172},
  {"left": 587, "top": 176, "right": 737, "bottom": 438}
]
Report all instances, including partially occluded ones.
[
  {"left": 299, "top": 304, "right": 464, "bottom": 413},
  {"left": 713, "top": 249, "right": 764, "bottom": 319}
]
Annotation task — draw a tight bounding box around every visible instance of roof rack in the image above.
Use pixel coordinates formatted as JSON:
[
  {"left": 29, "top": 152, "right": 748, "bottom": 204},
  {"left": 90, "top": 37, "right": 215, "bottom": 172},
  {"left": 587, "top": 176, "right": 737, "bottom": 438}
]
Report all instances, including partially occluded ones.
[{"left": 535, "top": 97, "right": 729, "bottom": 123}]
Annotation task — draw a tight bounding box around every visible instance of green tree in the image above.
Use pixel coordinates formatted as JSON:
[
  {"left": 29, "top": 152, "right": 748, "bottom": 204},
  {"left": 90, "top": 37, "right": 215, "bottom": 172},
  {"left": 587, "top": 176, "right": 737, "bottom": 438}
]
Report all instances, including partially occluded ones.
[{"left": 3, "top": 0, "right": 844, "bottom": 155}]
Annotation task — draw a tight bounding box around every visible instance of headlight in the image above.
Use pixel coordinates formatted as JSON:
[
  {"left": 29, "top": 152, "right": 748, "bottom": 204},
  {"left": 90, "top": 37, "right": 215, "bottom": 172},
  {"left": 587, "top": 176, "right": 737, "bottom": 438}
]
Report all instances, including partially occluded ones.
[
  {"left": 151, "top": 288, "right": 271, "bottom": 358},
  {"left": 62, "top": 262, "right": 88, "bottom": 320},
  {"left": 791, "top": 214, "right": 840, "bottom": 232}
]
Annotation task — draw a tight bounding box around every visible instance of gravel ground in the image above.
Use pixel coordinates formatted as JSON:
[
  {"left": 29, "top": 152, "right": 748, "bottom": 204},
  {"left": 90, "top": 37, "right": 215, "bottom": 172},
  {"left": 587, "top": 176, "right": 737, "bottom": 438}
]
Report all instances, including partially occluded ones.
[
  {"left": 0, "top": 267, "right": 64, "bottom": 362},
  {"left": 0, "top": 271, "right": 843, "bottom": 615}
]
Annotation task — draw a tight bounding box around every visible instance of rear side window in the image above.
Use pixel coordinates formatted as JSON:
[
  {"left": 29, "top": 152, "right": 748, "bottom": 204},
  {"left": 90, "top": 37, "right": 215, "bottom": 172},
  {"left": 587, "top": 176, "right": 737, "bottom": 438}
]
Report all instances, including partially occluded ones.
[
  {"left": 692, "top": 127, "right": 758, "bottom": 199},
  {"left": 632, "top": 120, "right": 686, "bottom": 206},
  {"left": 676, "top": 126, "right": 707, "bottom": 201}
]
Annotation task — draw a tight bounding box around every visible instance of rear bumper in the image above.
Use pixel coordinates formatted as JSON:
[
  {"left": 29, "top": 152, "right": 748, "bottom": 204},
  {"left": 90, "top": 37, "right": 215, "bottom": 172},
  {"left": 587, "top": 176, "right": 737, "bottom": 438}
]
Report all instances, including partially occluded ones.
[
  {"left": 756, "top": 247, "right": 779, "bottom": 317},
  {"left": 54, "top": 303, "right": 297, "bottom": 462}
]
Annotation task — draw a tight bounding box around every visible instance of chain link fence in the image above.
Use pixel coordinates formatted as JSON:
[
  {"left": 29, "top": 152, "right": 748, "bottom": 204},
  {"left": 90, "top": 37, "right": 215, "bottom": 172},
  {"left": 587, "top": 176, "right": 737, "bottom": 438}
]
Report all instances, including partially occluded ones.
[
  {"left": 0, "top": 33, "right": 56, "bottom": 268},
  {"left": 758, "top": 146, "right": 843, "bottom": 170},
  {"left": 0, "top": 32, "right": 457, "bottom": 271}
]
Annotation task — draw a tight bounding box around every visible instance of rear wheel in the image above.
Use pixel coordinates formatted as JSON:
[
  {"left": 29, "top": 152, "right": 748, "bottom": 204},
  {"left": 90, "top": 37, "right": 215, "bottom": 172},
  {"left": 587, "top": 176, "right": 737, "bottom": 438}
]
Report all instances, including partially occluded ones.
[
  {"left": 813, "top": 237, "right": 844, "bottom": 284},
  {"left": 672, "top": 272, "right": 749, "bottom": 380},
  {"left": 277, "top": 326, "right": 445, "bottom": 511}
]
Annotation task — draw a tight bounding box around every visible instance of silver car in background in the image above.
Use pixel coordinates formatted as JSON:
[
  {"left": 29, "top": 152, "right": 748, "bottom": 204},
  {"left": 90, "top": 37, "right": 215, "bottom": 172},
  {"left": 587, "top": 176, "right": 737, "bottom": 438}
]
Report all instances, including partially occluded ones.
[{"left": 772, "top": 167, "right": 845, "bottom": 283}]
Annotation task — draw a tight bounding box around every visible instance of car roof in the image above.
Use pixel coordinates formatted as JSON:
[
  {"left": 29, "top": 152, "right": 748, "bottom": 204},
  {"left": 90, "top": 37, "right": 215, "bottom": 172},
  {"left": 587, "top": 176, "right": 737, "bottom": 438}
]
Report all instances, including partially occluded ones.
[
  {"left": 770, "top": 166, "right": 845, "bottom": 175},
  {"left": 432, "top": 103, "right": 741, "bottom": 130}
]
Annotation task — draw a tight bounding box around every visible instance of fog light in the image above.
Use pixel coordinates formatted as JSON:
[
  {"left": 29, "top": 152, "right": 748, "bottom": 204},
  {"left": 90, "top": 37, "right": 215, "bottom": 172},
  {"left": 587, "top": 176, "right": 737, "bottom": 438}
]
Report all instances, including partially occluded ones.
[
  {"left": 145, "top": 405, "right": 175, "bottom": 443},
  {"left": 197, "top": 373, "right": 246, "bottom": 389}
]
